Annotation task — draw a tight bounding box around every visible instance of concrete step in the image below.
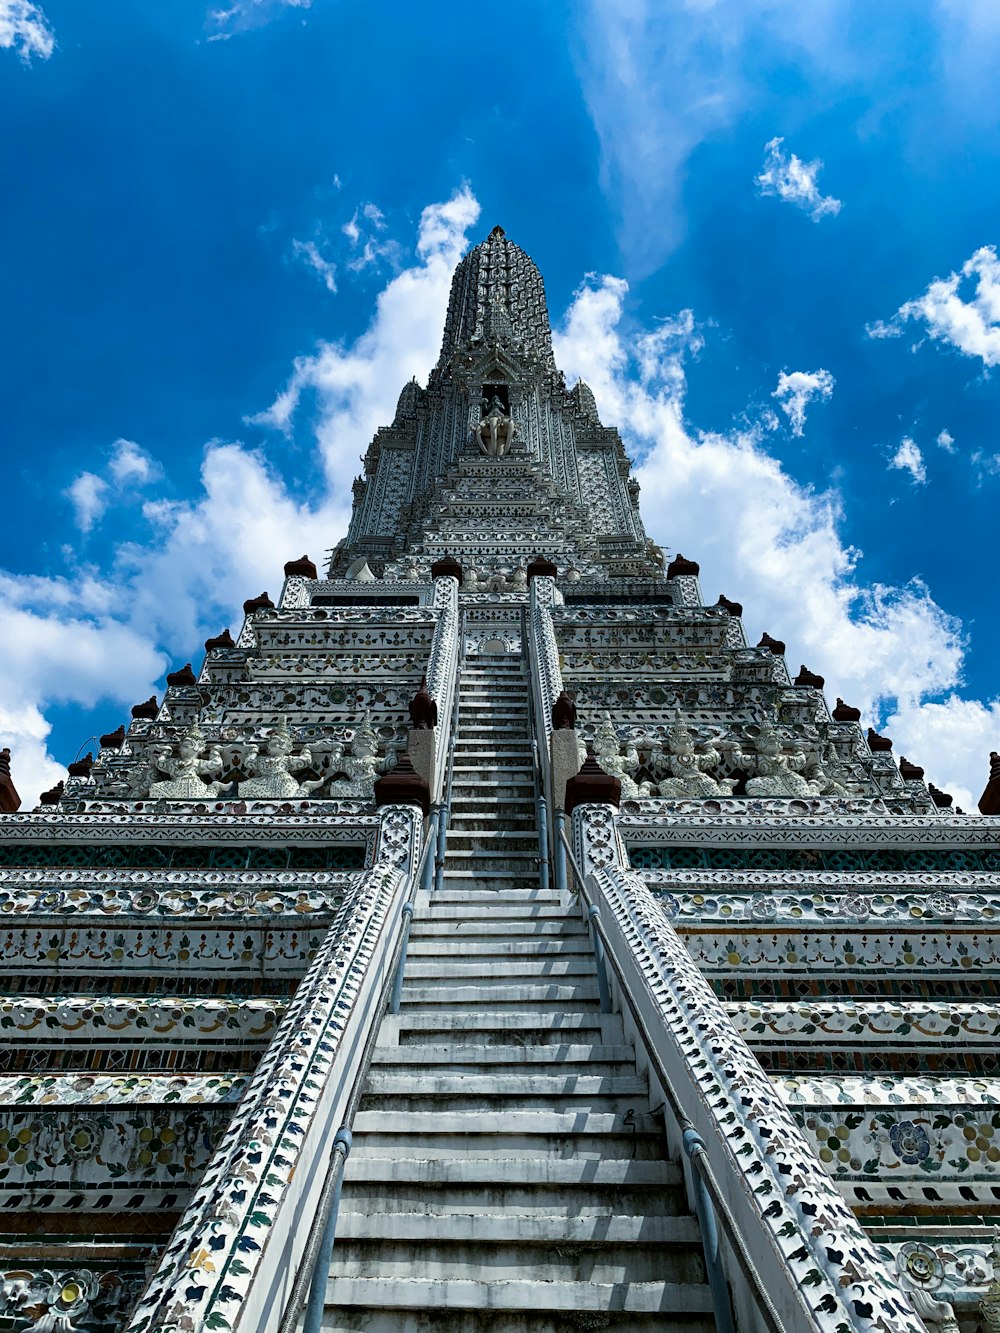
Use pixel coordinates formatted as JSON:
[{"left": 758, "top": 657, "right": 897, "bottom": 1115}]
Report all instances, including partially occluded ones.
[
  {"left": 410, "top": 920, "right": 580, "bottom": 938},
  {"left": 335, "top": 1212, "right": 699, "bottom": 1246},
  {"left": 404, "top": 939, "right": 591, "bottom": 957},
  {"left": 322, "top": 1276, "right": 715, "bottom": 1317},
  {"left": 329, "top": 1240, "right": 706, "bottom": 1286},
  {"left": 344, "top": 1153, "right": 679, "bottom": 1188},
  {"left": 324, "top": 1311, "right": 716, "bottom": 1332},
  {"left": 427, "top": 889, "right": 564, "bottom": 903},
  {"left": 402, "top": 958, "right": 595, "bottom": 979},
  {"left": 361, "top": 1072, "right": 648, "bottom": 1110},
  {"left": 421, "top": 903, "right": 572, "bottom": 921},
  {"left": 370, "top": 1043, "right": 634, "bottom": 1068},
  {"left": 391, "top": 1011, "right": 621, "bottom": 1042},
  {"left": 398, "top": 983, "right": 600, "bottom": 1007}
]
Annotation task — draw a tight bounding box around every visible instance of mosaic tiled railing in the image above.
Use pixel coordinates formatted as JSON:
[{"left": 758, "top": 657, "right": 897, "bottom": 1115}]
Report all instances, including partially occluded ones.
[
  {"left": 575, "top": 806, "right": 926, "bottom": 1332},
  {"left": 630, "top": 845, "right": 1000, "bottom": 872},
  {"left": 125, "top": 805, "right": 422, "bottom": 1333},
  {"left": 0, "top": 843, "right": 367, "bottom": 869}
]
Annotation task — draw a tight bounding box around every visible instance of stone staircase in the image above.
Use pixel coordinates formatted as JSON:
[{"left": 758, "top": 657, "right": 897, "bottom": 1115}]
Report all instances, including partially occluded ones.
[{"left": 322, "top": 653, "right": 717, "bottom": 1329}]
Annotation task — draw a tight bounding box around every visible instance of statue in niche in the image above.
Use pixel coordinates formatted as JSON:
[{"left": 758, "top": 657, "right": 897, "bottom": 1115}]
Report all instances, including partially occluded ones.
[
  {"left": 476, "top": 393, "right": 515, "bottom": 457},
  {"left": 330, "top": 714, "right": 396, "bottom": 799},
  {"left": 649, "top": 722, "right": 737, "bottom": 798},
  {"left": 147, "top": 724, "right": 226, "bottom": 800},
  {"left": 240, "top": 719, "right": 331, "bottom": 800},
  {"left": 740, "top": 723, "right": 854, "bottom": 798},
  {"left": 593, "top": 714, "right": 646, "bottom": 798}
]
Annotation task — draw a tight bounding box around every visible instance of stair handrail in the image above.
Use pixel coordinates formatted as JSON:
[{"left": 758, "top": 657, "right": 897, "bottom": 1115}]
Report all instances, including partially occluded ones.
[
  {"left": 425, "top": 575, "right": 461, "bottom": 802},
  {"left": 278, "top": 825, "right": 437, "bottom": 1333},
  {"left": 434, "top": 608, "right": 466, "bottom": 892},
  {"left": 525, "top": 584, "right": 564, "bottom": 880},
  {"left": 521, "top": 605, "right": 551, "bottom": 894},
  {"left": 561, "top": 820, "right": 926, "bottom": 1333},
  {"left": 558, "top": 825, "right": 756, "bottom": 1333}
]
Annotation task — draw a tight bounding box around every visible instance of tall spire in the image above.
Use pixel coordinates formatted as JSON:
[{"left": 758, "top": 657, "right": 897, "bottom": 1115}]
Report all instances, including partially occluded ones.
[{"left": 436, "top": 225, "right": 556, "bottom": 371}]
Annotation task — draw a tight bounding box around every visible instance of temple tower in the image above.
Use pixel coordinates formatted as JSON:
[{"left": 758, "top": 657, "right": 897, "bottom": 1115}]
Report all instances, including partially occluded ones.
[{"left": 0, "top": 229, "right": 997, "bottom": 1332}]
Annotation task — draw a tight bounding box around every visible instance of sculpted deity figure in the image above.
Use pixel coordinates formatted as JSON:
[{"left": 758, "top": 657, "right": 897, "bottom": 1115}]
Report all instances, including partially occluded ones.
[
  {"left": 330, "top": 714, "right": 395, "bottom": 799},
  {"left": 147, "top": 724, "right": 226, "bottom": 800},
  {"left": 593, "top": 713, "right": 646, "bottom": 798},
  {"left": 240, "top": 719, "right": 331, "bottom": 800},
  {"left": 744, "top": 724, "right": 822, "bottom": 798},
  {"left": 652, "top": 722, "right": 737, "bottom": 798},
  {"left": 476, "top": 393, "right": 515, "bottom": 457}
]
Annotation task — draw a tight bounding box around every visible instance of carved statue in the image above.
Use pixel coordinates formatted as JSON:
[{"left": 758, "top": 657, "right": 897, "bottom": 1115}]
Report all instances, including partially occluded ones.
[
  {"left": 905, "top": 1285, "right": 959, "bottom": 1332},
  {"left": 593, "top": 714, "right": 645, "bottom": 798},
  {"left": 330, "top": 714, "right": 396, "bottom": 799},
  {"left": 651, "top": 722, "right": 737, "bottom": 798},
  {"left": 740, "top": 723, "right": 857, "bottom": 798},
  {"left": 146, "top": 724, "right": 226, "bottom": 800},
  {"left": 239, "top": 719, "right": 330, "bottom": 800},
  {"left": 980, "top": 1232, "right": 1000, "bottom": 1331},
  {"left": 476, "top": 394, "right": 515, "bottom": 457}
]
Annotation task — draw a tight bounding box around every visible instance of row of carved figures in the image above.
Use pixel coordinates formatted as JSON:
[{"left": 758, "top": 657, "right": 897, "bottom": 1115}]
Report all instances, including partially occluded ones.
[
  {"left": 583, "top": 712, "right": 864, "bottom": 800},
  {"left": 122, "top": 716, "right": 395, "bottom": 801}
]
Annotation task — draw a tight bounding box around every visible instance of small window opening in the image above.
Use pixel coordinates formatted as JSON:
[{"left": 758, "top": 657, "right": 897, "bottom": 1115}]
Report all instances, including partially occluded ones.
[{"left": 481, "top": 384, "right": 510, "bottom": 413}]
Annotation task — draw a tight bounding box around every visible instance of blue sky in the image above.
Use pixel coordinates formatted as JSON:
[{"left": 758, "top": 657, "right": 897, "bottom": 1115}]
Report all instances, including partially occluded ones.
[{"left": 2, "top": 0, "right": 1000, "bottom": 808}]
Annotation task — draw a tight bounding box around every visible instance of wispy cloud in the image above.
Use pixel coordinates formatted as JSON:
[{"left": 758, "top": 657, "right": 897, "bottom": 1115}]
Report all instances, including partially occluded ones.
[
  {"left": 66, "top": 473, "right": 108, "bottom": 534},
  {"left": 771, "top": 368, "right": 835, "bottom": 435},
  {"left": 342, "top": 202, "right": 399, "bottom": 273},
  {"left": 207, "top": 0, "right": 308, "bottom": 41},
  {"left": 888, "top": 436, "right": 927, "bottom": 484},
  {"left": 755, "top": 137, "right": 842, "bottom": 221},
  {"left": 0, "top": 0, "right": 54, "bottom": 61},
  {"left": 108, "top": 438, "right": 161, "bottom": 487},
  {"left": 290, "top": 238, "right": 337, "bottom": 293},
  {"left": 868, "top": 245, "right": 1000, "bottom": 365},
  {"left": 936, "top": 428, "right": 956, "bottom": 453}
]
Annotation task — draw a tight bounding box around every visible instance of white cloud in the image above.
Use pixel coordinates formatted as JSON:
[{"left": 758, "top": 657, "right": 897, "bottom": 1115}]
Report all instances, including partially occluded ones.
[
  {"left": 109, "top": 438, "right": 161, "bottom": 487},
  {"left": 0, "top": 190, "right": 482, "bottom": 807},
  {"left": 291, "top": 238, "right": 337, "bottom": 294},
  {"left": 771, "top": 368, "right": 835, "bottom": 435},
  {"left": 936, "top": 428, "right": 956, "bottom": 453},
  {"left": 0, "top": 0, "right": 54, "bottom": 62},
  {"left": 888, "top": 436, "right": 927, "bottom": 485},
  {"left": 755, "top": 137, "right": 842, "bottom": 220},
  {"left": 66, "top": 473, "right": 109, "bottom": 533},
  {"left": 885, "top": 695, "right": 1000, "bottom": 813},
  {"left": 207, "top": 0, "right": 308, "bottom": 40},
  {"left": 254, "top": 185, "right": 481, "bottom": 490},
  {"left": 870, "top": 245, "right": 1000, "bottom": 366},
  {"left": 553, "top": 270, "right": 992, "bottom": 801},
  {"left": 342, "top": 201, "right": 398, "bottom": 274}
]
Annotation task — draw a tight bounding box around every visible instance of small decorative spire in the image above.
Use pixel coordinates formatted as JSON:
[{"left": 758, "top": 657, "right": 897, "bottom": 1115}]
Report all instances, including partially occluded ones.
[
  {"left": 67, "top": 752, "right": 94, "bottom": 778},
  {"left": 899, "top": 756, "right": 925, "bottom": 781},
  {"left": 526, "top": 556, "right": 557, "bottom": 582},
  {"left": 431, "top": 553, "right": 463, "bottom": 582},
  {"left": 929, "top": 782, "right": 953, "bottom": 809},
  {"left": 666, "top": 553, "right": 700, "bottom": 578},
  {"left": 757, "top": 632, "right": 786, "bottom": 656},
  {"left": 131, "top": 695, "right": 159, "bottom": 720},
  {"left": 832, "top": 698, "right": 861, "bottom": 722},
  {"left": 243, "top": 592, "right": 274, "bottom": 615},
  {"left": 204, "top": 628, "right": 235, "bottom": 653},
  {"left": 867, "top": 727, "right": 893, "bottom": 753},
  {"left": 166, "top": 663, "right": 197, "bottom": 689},
  {"left": 0, "top": 748, "right": 19, "bottom": 813},
  {"left": 716, "top": 594, "right": 743, "bottom": 617},
  {"left": 565, "top": 747, "right": 622, "bottom": 815},
  {"left": 408, "top": 677, "right": 438, "bottom": 730},
  {"left": 794, "top": 665, "right": 825, "bottom": 689},
  {"left": 979, "top": 751, "right": 1000, "bottom": 816},
  {"left": 39, "top": 780, "right": 64, "bottom": 806},
  {"left": 373, "top": 750, "right": 430, "bottom": 816},
  {"left": 552, "top": 691, "right": 577, "bottom": 731},
  {"left": 99, "top": 724, "right": 126, "bottom": 750},
  {"left": 283, "top": 555, "right": 318, "bottom": 579}
]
